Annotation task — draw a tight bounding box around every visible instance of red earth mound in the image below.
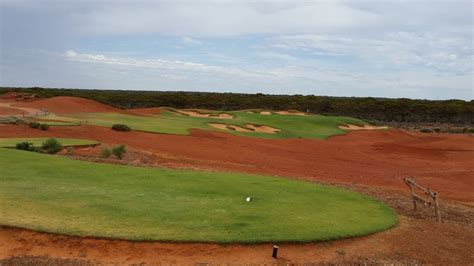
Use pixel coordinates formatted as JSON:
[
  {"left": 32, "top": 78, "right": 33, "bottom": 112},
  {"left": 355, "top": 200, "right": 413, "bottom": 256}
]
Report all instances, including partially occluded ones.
[
  {"left": 0, "top": 107, "right": 24, "bottom": 116},
  {"left": 12, "top": 96, "right": 121, "bottom": 114}
]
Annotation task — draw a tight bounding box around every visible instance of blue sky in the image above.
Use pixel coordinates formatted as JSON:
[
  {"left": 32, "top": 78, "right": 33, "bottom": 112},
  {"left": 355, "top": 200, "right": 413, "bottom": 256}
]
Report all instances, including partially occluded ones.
[{"left": 1, "top": 0, "right": 472, "bottom": 100}]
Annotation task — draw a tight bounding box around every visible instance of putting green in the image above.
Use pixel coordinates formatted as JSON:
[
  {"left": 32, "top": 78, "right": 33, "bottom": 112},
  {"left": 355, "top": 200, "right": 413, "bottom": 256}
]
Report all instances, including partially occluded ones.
[
  {"left": 42, "top": 109, "right": 369, "bottom": 139},
  {"left": 0, "top": 149, "right": 397, "bottom": 243}
]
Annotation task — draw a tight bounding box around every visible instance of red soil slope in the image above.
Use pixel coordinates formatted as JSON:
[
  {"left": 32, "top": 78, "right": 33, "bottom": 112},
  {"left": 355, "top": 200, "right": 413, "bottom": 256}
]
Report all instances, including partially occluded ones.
[
  {"left": 0, "top": 107, "right": 23, "bottom": 116},
  {"left": 12, "top": 97, "right": 121, "bottom": 114},
  {"left": 1, "top": 124, "right": 472, "bottom": 204}
]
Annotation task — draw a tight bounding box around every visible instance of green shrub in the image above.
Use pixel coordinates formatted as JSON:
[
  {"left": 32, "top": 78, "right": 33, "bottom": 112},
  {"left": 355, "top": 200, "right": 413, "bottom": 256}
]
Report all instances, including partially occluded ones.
[
  {"left": 39, "top": 124, "right": 49, "bottom": 130},
  {"left": 41, "top": 138, "right": 63, "bottom": 154},
  {"left": 420, "top": 128, "right": 432, "bottom": 133},
  {"left": 0, "top": 116, "right": 25, "bottom": 125},
  {"left": 29, "top": 122, "right": 40, "bottom": 128},
  {"left": 434, "top": 128, "right": 441, "bottom": 133},
  {"left": 100, "top": 147, "right": 112, "bottom": 159},
  {"left": 112, "top": 145, "right": 126, "bottom": 159},
  {"left": 111, "top": 124, "right": 131, "bottom": 132},
  {"left": 15, "top": 141, "right": 38, "bottom": 152},
  {"left": 468, "top": 128, "right": 474, "bottom": 134}
]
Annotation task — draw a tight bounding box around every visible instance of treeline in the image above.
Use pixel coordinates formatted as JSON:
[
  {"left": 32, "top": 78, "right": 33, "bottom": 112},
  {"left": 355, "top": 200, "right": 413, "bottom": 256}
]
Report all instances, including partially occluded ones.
[{"left": 1, "top": 87, "right": 473, "bottom": 125}]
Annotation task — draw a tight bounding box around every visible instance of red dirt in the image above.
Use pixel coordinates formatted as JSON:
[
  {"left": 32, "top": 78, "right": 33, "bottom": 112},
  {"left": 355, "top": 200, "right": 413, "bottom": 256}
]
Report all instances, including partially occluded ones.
[
  {"left": 1, "top": 216, "right": 473, "bottom": 264},
  {"left": 1, "top": 124, "right": 472, "bottom": 204},
  {"left": 12, "top": 96, "right": 121, "bottom": 114},
  {"left": 1, "top": 109, "right": 474, "bottom": 264},
  {"left": 0, "top": 107, "right": 24, "bottom": 116}
]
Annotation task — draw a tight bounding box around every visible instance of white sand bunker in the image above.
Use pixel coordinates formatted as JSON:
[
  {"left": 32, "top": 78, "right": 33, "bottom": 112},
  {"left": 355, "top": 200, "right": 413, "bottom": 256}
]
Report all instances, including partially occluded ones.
[
  {"left": 208, "top": 123, "right": 280, "bottom": 134},
  {"left": 246, "top": 124, "right": 280, "bottom": 133},
  {"left": 260, "top": 111, "right": 272, "bottom": 115},
  {"left": 339, "top": 124, "right": 389, "bottom": 130},
  {"left": 175, "top": 110, "right": 233, "bottom": 119},
  {"left": 275, "top": 110, "right": 308, "bottom": 116}
]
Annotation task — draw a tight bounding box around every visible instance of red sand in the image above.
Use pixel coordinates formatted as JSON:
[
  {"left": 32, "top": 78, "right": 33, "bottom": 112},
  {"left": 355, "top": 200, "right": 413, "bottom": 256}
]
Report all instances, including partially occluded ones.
[
  {"left": 0, "top": 124, "right": 472, "bottom": 204},
  {"left": 1, "top": 216, "right": 473, "bottom": 264},
  {"left": 0, "top": 107, "right": 24, "bottom": 116},
  {"left": 12, "top": 96, "right": 121, "bottom": 114},
  {"left": 1, "top": 97, "right": 473, "bottom": 264}
]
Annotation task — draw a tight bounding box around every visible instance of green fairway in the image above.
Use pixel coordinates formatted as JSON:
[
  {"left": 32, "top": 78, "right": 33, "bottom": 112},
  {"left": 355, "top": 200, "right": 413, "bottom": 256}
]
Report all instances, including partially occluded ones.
[
  {"left": 0, "top": 148, "right": 397, "bottom": 242},
  {"left": 43, "top": 109, "right": 368, "bottom": 139},
  {"left": 0, "top": 138, "right": 99, "bottom": 148}
]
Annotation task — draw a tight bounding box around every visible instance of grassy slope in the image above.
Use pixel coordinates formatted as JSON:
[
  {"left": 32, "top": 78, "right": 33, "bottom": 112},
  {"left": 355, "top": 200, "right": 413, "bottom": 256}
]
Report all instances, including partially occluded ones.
[
  {"left": 0, "top": 138, "right": 99, "bottom": 147},
  {"left": 0, "top": 148, "right": 397, "bottom": 242},
  {"left": 44, "top": 109, "right": 367, "bottom": 139}
]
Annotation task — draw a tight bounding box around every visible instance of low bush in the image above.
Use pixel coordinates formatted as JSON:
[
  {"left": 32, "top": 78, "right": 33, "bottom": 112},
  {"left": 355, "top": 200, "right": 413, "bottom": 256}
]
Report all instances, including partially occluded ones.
[
  {"left": 41, "top": 138, "right": 63, "bottom": 154},
  {"left": 111, "top": 124, "right": 131, "bottom": 132},
  {"left": 29, "top": 122, "right": 40, "bottom": 128},
  {"left": 100, "top": 147, "right": 112, "bottom": 159},
  {"left": 15, "top": 141, "right": 39, "bottom": 152},
  {"left": 112, "top": 145, "right": 126, "bottom": 159},
  {"left": 0, "top": 116, "right": 25, "bottom": 125},
  {"left": 39, "top": 124, "right": 49, "bottom": 130},
  {"left": 420, "top": 128, "right": 433, "bottom": 133}
]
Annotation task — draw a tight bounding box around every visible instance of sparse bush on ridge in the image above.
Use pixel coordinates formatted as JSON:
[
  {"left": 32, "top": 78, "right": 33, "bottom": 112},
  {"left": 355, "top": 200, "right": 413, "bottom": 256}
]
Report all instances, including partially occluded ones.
[
  {"left": 15, "top": 141, "right": 39, "bottom": 152},
  {"left": 111, "top": 124, "right": 131, "bottom": 132},
  {"left": 41, "top": 138, "right": 63, "bottom": 154},
  {"left": 0, "top": 116, "right": 25, "bottom": 125},
  {"left": 420, "top": 128, "right": 433, "bottom": 133},
  {"left": 40, "top": 124, "right": 49, "bottom": 130},
  {"left": 100, "top": 147, "right": 112, "bottom": 158},
  {"left": 112, "top": 145, "right": 126, "bottom": 159},
  {"left": 29, "top": 122, "right": 40, "bottom": 128}
]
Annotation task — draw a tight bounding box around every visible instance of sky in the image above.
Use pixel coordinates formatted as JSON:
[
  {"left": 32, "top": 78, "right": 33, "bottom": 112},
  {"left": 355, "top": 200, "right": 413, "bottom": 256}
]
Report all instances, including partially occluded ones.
[{"left": 0, "top": 0, "right": 473, "bottom": 100}]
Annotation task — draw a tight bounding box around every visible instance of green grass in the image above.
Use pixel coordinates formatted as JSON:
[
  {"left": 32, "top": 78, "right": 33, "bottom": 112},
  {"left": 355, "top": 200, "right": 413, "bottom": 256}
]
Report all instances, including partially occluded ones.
[
  {"left": 0, "top": 138, "right": 99, "bottom": 148},
  {"left": 43, "top": 109, "right": 368, "bottom": 139},
  {"left": 0, "top": 148, "right": 397, "bottom": 243}
]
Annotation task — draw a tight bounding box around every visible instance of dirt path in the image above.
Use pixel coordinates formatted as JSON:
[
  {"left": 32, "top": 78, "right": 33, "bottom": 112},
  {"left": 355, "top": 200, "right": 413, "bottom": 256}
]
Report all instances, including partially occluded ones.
[{"left": 0, "top": 102, "right": 41, "bottom": 117}]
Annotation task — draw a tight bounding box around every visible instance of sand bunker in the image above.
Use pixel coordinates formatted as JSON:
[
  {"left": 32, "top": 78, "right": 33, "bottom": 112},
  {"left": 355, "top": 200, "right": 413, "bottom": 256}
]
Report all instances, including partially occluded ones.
[
  {"left": 260, "top": 111, "right": 272, "bottom": 115},
  {"left": 208, "top": 123, "right": 280, "bottom": 134},
  {"left": 246, "top": 124, "right": 281, "bottom": 133},
  {"left": 339, "top": 124, "right": 389, "bottom": 130},
  {"left": 176, "top": 110, "right": 233, "bottom": 119},
  {"left": 275, "top": 111, "right": 308, "bottom": 116}
]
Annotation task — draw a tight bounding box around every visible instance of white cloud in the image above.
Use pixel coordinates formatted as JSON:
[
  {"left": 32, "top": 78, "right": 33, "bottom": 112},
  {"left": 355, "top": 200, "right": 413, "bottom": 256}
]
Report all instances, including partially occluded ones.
[{"left": 270, "top": 32, "right": 473, "bottom": 73}]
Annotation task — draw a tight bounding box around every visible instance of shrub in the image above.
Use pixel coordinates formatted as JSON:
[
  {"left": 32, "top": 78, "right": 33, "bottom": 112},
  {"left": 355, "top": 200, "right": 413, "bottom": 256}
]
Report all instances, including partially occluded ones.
[
  {"left": 468, "top": 128, "right": 474, "bottom": 134},
  {"left": 112, "top": 145, "right": 126, "bottom": 159},
  {"left": 420, "top": 128, "right": 432, "bottom": 133},
  {"left": 100, "top": 147, "right": 112, "bottom": 159},
  {"left": 434, "top": 128, "right": 441, "bottom": 133},
  {"left": 15, "top": 141, "right": 38, "bottom": 152},
  {"left": 111, "top": 124, "right": 131, "bottom": 132},
  {"left": 0, "top": 116, "right": 25, "bottom": 125},
  {"left": 41, "top": 138, "right": 63, "bottom": 154},
  {"left": 29, "top": 122, "right": 40, "bottom": 128},
  {"left": 39, "top": 124, "right": 49, "bottom": 130}
]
